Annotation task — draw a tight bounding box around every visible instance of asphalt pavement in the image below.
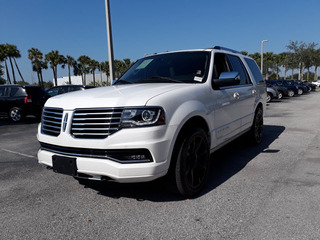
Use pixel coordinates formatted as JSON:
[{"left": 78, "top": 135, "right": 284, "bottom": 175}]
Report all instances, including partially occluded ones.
[{"left": 1, "top": 91, "right": 320, "bottom": 239}]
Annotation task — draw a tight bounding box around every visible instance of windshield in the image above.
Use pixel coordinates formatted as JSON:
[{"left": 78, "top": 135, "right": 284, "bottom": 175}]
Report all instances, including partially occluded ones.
[{"left": 116, "top": 51, "right": 211, "bottom": 84}]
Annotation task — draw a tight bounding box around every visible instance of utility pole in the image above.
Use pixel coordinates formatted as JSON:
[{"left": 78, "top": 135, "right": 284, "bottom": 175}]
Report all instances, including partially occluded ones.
[
  {"left": 261, "top": 40, "right": 268, "bottom": 79},
  {"left": 105, "top": 0, "right": 115, "bottom": 85}
]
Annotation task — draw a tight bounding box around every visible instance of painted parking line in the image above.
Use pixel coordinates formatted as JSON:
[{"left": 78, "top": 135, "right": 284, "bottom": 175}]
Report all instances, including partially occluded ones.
[{"left": 1, "top": 148, "right": 36, "bottom": 159}]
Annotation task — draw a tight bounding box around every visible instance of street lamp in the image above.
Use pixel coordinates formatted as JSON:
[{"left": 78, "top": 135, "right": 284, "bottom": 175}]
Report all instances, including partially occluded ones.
[
  {"left": 261, "top": 40, "right": 268, "bottom": 79},
  {"left": 105, "top": 0, "right": 115, "bottom": 85}
]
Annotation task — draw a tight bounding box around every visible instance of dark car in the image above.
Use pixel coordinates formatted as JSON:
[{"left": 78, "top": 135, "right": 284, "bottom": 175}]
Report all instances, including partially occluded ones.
[
  {"left": 286, "top": 80, "right": 308, "bottom": 94},
  {"left": 266, "top": 81, "right": 289, "bottom": 99},
  {"left": 298, "top": 80, "right": 316, "bottom": 91},
  {"left": 0, "top": 85, "right": 47, "bottom": 122},
  {"left": 46, "top": 85, "right": 95, "bottom": 98},
  {"left": 267, "top": 80, "right": 299, "bottom": 97}
]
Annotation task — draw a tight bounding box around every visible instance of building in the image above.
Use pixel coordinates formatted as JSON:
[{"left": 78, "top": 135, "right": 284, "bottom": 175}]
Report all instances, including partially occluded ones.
[{"left": 56, "top": 73, "right": 111, "bottom": 86}]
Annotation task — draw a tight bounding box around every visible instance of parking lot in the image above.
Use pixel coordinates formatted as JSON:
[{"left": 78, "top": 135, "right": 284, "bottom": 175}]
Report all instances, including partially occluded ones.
[{"left": 1, "top": 91, "right": 320, "bottom": 239}]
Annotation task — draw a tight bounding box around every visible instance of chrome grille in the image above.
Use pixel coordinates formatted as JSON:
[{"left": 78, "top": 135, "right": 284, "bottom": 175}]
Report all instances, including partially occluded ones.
[
  {"left": 71, "top": 108, "right": 123, "bottom": 139},
  {"left": 41, "top": 107, "right": 63, "bottom": 136}
]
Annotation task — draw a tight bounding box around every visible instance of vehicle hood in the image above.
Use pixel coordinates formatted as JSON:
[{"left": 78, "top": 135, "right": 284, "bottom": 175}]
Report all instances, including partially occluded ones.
[{"left": 45, "top": 83, "right": 192, "bottom": 109}]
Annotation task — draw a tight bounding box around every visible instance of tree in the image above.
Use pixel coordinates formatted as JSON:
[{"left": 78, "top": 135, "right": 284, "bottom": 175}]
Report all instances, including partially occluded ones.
[
  {"left": 314, "top": 48, "right": 320, "bottom": 81},
  {"left": 88, "top": 59, "right": 99, "bottom": 86},
  {"left": 100, "top": 61, "right": 110, "bottom": 85},
  {"left": 302, "top": 42, "right": 318, "bottom": 81},
  {"left": 0, "top": 64, "right": 5, "bottom": 84},
  {"left": 65, "top": 55, "right": 76, "bottom": 84},
  {"left": 241, "top": 51, "right": 248, "bottom": 56},
  {"left": 0, "top": 44, "right": 11, "bottom": 84},
  {"left": 28, "top": 48, "right": 46, "bottom": 87},
  {"left": 77, "top": 55, "right": 91, "bottom": 85},
  {"left": 5, "top": 44, "right": 25, "bottom": 84},
  {"left": 286, "top": 41, "right": 306, "bottom": 80},
  {"left": 45, "top": 50, "right": 66, "bottom": 86}
]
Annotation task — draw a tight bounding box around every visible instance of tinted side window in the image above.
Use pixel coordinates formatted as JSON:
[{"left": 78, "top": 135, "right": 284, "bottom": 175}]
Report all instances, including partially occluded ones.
[
  {"left": 69, "top": 86, "right": 82, "bottom": 92},
  {"left": 10, "top": 87, "right": 26, "bottom": 97},
  {"left": 213, "top": 53, "right": 230, "bottom": 79},
  {"left": 47, "top": 87, "right": 59, "bottom": 96},
  {"left": 227, "top": 55, "right": 251, "bottom": 85},
  {"left": 0, "top": 87, "right": 5, "bottom": 97},
  {"left": 245, "top": 58, "right": 264, "bottom": 84}
]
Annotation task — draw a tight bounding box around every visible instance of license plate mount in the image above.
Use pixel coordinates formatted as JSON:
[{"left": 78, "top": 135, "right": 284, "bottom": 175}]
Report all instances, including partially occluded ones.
[{"left": 52, "top": 155, "right": 77, "bottom": 176}]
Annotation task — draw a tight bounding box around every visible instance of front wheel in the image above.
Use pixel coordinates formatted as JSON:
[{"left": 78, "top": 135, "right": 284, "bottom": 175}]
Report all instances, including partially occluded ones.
[
  {"left": 266, "top": 93, "right": 272, "bottom": 103},
  {"left": 297, "top": 88, "right": 303, "bottom": 95},
  {"left": 9, "top": 107, "right": 24, "bottom": 122},
  {"left": 278, "top": 91, "right": 283, "bottom": 99},
  {"left": 288, "top": 90, "right": 294, "bottom": 97},
  {"left": 172, "top": 127, "right": 210, "bottom": 197}
]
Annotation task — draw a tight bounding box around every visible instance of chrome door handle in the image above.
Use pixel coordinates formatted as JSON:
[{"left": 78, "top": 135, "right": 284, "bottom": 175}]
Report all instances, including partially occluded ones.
[
  {"left": 252, "top": 89, "right": 257, "bottom": 95},
  {"left": 233, "top": 92, "right": 240, "bottom": 99}
]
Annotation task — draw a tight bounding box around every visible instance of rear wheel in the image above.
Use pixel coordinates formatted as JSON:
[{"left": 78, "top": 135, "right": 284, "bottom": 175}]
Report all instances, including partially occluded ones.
[
  {"left": 172, "top": 127, "right": 210, "bottom": 197},
  {"left": 278, "top": 91, "right": 283, "bottom": 99},
  {"left": 9, "top": 107, "right": 24, "bottom": 122},
  {"left": 297, "top": 88, "right": 303, "bottom": 95},
  {"left": 248, "top": 107, "right": 263, "bottom": 145}
]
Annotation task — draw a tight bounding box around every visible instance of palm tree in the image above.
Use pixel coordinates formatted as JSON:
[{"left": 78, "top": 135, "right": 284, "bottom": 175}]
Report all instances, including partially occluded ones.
[
  {"left": 77, "top": 55, "right": 91, "bottom": 85},
  {"left": 0, "top": 44, "right": 11, "bottom": 84},
  {"left": 28, "top": 48, "right": 46, "bottom": 87},
  {"left": 314, "top": 48, "right": 320, "bottom": 81},
  {"left": 65, "top": 55, "right": 76, "bottom": 84},
  {"left": 100, "top": 61, "right": 110, "bottom": 85},
  {"left": 45, "top": 50, "right": 66, "bottom": 86},
  {"left": 89, "top": 59, "right": 99, "bottom": 86},
  {"left": 5, "top": 44, "right": 25, "bottom": 84},
  {"left": 286, "top": 41, "right": 306, "bottom": 80}
]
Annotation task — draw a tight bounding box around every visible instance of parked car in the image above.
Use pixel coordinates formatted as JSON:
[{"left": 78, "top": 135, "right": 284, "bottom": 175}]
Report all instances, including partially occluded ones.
[
  {"left": 37, "top": 46, "right": 266, "bottom": 197},
  {"left": 285, "top": 80, "right": 308, "bottom": 95},
  {"left": 0, "top": 85, "right": 47, "bottom": 122},
  {"left": 266, "top": 85, "right": 279, "bottom": 102},
  {"left": 267, "top": 80, "right": 298, "bottom": 97},
  {"left": 266, "top": 81, "right": 288, "bottom": 99},
  {"left": 298, "top": 80, "right": 316, "bottom": 91},
  {"left": 311, "top": 80, "right": 320, "bottom": 87},
  {"left": 46, "top": 85, "right": 95, "bottom": 98}
]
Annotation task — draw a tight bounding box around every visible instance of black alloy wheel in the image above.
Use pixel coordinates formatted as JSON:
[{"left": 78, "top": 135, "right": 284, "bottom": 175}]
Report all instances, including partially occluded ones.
[
  {"left": 249, "top": 107, "right": 263, "bottom": 145},
  {"left": 173, "top": 127, "right": 210, "bottom": 197},
  {"left": 9, "top": 107, "right": 24, "bottom": 122}
]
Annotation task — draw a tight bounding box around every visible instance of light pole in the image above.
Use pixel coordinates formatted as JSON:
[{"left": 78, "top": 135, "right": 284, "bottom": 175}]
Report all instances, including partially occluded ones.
[
  {"left": 261, "top": 40, "right": 268, "bottom": 79},
  {"left": 105, "top": 0, "right": 115, "bottom": 85}
]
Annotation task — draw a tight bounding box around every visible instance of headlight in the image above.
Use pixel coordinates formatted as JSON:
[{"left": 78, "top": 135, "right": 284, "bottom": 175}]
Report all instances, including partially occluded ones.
[{"left": 120, "top": 107, "right": 165, "bottom": 128}]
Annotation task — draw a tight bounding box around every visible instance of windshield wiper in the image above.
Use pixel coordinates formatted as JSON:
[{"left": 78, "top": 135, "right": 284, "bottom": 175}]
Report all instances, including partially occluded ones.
[
  {"left": 139, "top": 76, "right": 184, "bottom": 83},
  {"left": 114, "top": 79, "right": 133, "bottom": 85}
]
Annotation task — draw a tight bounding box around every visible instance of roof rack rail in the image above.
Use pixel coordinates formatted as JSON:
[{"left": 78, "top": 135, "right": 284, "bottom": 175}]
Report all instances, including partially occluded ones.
[{"left": 213, "top": 46, "right": 243, "bottom": 54}]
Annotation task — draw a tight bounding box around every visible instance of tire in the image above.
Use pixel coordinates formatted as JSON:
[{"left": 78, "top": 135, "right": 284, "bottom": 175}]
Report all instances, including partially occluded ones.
[
  {"left": 9, "top": 107, "right": 24, "bottom": 122},
  {"left": 266, "top": 93, "right": 272, "bottom": 103},
  {"left": 297, "top": 88, "right": 303, "bottom": 95},
  {"left": 172, "top": 127, "right": 210, "bottom": 197},
  {"left": 248, "top": 107, "right": 263, "bottom": 145},
  {"left": 288, "top": 90, "right": 294, "bottom": 97},
  {"left": 278, "top": 91, "right": 283, "bottom": 99}
]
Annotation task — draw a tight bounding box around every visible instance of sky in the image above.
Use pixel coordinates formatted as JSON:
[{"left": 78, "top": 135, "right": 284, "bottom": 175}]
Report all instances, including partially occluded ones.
[{"left": 1, "top": 0, "right": 320, "bottom": 84}]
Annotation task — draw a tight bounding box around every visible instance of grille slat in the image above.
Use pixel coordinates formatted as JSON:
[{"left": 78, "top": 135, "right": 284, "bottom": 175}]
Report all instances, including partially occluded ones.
[
  {"left": 71, "top": 108, "right": 123, "bottom": 139},
  {"left": 41, "top": 107, "right": 63, "bottom": 136}
]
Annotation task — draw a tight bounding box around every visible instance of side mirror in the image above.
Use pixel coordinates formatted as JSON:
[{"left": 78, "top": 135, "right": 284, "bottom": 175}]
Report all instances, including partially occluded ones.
[{"left": 212, "top": 72, "right": 240, "bottom": 90}]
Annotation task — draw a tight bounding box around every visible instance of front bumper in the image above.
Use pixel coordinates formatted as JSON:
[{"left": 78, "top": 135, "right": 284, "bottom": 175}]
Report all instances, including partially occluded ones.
[{"left": 37, "top": 123, "right": 177, "bottom": 183}]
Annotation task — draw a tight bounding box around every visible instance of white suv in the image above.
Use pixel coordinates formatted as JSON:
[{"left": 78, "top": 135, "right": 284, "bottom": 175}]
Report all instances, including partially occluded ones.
[{"left": 37, "top": 46, "right": 266, "bottom": 197}]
